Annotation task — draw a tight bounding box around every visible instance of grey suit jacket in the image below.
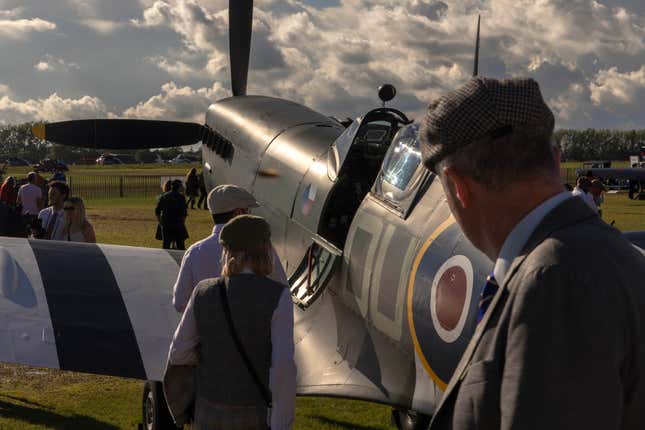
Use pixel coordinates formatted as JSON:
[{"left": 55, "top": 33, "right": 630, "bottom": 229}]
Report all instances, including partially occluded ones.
[{"left": 430, "top": 197, "right": 645, "bottom": 430}]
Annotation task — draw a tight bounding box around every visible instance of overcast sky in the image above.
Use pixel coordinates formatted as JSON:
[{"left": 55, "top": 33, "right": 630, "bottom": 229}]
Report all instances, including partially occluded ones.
[{"left": 0, "top": 0, "right": 643, "bottom": 129}]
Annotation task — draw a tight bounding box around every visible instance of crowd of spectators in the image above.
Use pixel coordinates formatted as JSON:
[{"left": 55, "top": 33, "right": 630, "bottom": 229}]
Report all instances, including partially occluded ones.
[
  {"left": 0, "top": 170, "right": 95, "bottom": 242},
  {"left": 0, "top": 166, "right": 210, "bottom": 247}
]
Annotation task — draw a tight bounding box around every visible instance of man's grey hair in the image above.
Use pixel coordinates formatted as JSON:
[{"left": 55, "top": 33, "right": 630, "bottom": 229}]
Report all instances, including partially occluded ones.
[{"left": 436, "top": 126, "right": 559, "bottom": 191}]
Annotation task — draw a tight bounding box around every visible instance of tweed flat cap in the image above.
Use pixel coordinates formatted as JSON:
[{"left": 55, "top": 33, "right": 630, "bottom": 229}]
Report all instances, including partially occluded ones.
[
  {"left": 219, "top": 214, "right": 271, "bottom": 252},
  {"left": 207, "top": 184, "right": 259, "bottom": 215},
  {"left": 420, "top": 77, "right": 555, "bottom": 171}
]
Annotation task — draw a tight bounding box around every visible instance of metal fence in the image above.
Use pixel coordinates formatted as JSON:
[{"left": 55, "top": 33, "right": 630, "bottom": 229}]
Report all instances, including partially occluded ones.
[
  {"left": 561, "top": 168, "right": 579, "bottom": 185},
  {"left": 66, "top": 169, "right": 582, "bottom": 200},
  {"left": 67, "top": 175, "right": 183, "bottom": 200}
]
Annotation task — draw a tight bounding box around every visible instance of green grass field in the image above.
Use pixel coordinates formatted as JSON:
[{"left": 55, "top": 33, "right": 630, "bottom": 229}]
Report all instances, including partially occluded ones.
[{"left": 1, "top": 190, "right": 644, "bottom": 429}]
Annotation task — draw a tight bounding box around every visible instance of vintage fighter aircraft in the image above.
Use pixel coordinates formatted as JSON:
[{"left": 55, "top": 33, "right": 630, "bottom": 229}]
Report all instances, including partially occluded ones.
[{"left": 2, "top": 3, "right": 645, "bottom": 430}]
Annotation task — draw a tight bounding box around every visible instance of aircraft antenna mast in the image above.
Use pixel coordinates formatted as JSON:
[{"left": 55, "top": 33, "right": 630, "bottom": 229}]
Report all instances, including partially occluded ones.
[{"left": 473, "top": 15, "right": 481, "bottom": 77}]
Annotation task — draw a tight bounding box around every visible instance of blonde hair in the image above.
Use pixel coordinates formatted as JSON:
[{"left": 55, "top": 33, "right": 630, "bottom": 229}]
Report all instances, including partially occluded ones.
[
  {"left": 65, "top": 197, "right": 90, "bottom": 229},
  {"left": 221, "top": 241, "right": 273, "bottom": 277}
]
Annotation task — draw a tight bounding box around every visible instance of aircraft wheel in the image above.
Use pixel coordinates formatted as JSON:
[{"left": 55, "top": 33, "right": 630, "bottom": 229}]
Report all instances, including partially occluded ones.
[
  {"left": 391, "top": 408, "right": 432, "bottom": 430},
  {"left": 142, "top": 381, "right": 179, "bottom": 430}
]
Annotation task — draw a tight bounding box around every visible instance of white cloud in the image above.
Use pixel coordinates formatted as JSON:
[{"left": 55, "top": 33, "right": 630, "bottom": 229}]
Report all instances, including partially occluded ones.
[
  {"left": 148, "top": 56, "right": 197, "bottom": 79},
  {"left": 33, "top": 54, "right": 80, "bottom": 72},
  {"left": 0, "top": 91, "right": 110, "bottom": 124},
  {"left": 34, "top": 61, "right": 53, "bottom": 72},
  {"left": 590, "top": 66, "right": 645, "bottom": 110},
  {"left": 1, "top": 0, "right": 645, "bottom": 128},
  {"left": 65, "top": 0, "right": 100, "bottom": 17},
  {"left": 122, "top": 81, "right": 229, "bottom": 122},
  {"left": 0, "top": 8, "right": 24, "bottom": 19},
  {"left": 80, "top": 18, "right": 125, "bottom": 35},
  {"left": 0, "top": 17, "right": 56, "bottom": 40},
  {"left": 132, "top": 0, "right": 282, "bottom": 79},
  {"left": 550, "top": 83, "right": 590, "bottom": 124}
]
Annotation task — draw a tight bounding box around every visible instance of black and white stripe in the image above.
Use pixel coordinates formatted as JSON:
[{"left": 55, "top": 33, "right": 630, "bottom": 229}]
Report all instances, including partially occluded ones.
[{"left": 0, "top": 238, "right": 182, "bottom": 381}]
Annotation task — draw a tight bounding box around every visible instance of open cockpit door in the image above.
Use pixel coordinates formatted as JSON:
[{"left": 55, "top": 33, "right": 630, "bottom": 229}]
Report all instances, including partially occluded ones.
[
  {"left": 318, "top": 108, "right": 412, "bottom": 250},
  {"left": 286, "top": 110, "right": 412, "bottom": 307}
]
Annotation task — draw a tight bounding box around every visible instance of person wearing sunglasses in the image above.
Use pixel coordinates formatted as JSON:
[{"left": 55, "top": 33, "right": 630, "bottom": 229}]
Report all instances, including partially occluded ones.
[{"left": 62, "top": 196, "right": 96, "bottom": 243}]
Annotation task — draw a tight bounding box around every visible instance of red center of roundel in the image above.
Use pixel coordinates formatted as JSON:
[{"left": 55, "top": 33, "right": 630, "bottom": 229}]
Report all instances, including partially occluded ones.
[{"left": 435, "top": 266, "right": 467, "bottom": 331}]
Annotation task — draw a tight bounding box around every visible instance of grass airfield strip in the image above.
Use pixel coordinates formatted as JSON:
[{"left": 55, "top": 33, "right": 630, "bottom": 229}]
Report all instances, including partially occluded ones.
[{"left": 1, "top": 189, "right": 644, "bottom": 429}]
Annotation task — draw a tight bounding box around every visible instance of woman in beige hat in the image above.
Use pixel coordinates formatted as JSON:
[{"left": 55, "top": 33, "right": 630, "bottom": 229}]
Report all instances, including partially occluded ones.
[{"left": 168, "top": 214, "right": 296, "bottom": 430}]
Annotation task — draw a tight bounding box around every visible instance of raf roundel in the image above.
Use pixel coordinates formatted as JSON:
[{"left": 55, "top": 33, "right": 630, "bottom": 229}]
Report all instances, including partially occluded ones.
[
  {"left": 430, "top": 255, "right": 473, "bottom": 344},
  {"left": 407, "top": 217, "right": 487, "bottom": 390}
]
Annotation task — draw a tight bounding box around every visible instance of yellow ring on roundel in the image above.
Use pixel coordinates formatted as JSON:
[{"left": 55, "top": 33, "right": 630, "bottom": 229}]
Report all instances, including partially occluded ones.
[{"left": 406, "top": 215, "right": 455, "bottom": 391}]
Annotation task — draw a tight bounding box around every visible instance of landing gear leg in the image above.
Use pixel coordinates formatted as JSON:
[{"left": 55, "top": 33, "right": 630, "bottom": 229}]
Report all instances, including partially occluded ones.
[
  {"left": 141, "top": 381, "right": 179, "bottom": 430},
  {"left": 391, "top": 409, "right": 432, "bottom": 430}
]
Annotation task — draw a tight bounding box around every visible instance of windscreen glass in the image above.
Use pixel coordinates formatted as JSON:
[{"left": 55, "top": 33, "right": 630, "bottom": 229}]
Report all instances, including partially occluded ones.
[{"left": 382, "top": 124, "right": 421, "bottom": 192}]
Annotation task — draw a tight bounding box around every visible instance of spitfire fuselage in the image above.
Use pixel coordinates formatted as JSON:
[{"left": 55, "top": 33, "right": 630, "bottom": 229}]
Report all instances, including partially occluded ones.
[{"left": 201, "top": 95, "right": 494, "bottom": 413}]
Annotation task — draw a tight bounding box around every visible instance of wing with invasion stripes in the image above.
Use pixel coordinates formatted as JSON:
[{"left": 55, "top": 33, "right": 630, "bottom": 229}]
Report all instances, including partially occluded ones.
[
  {"left": 0, "top": 237, "right": 373, "bottom": 402},
  {"left": 0, "top": 237, "right": 181, "bottom": 380}
]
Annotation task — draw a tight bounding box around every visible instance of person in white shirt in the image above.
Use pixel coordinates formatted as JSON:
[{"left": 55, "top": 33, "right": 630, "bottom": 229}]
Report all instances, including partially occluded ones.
[
  {"left": 571, "top": 176, "right": 598, "bottom": 213},
  {"left": 168, "top": 215, "right": 296, "bottom": 430},
  {"left": 17, "top": 172, "right": 43, "bottom": 216},
  {"left": 172, "top": 184, "right": 287, "bottom": 312},
  {"left": 37, "top": 181, "right": 69, "bottom": 241}
]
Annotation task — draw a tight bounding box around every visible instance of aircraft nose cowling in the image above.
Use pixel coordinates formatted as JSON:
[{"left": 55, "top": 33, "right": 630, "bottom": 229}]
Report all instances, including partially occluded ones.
[{"left": 0, "top": 245, "right": 37, "bottom": 308}]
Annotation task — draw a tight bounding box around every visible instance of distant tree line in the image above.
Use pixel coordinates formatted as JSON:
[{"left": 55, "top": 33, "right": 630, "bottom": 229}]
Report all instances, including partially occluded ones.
[
  {"left": 2, "top": 122, "right": 643, "bottom": 164},
  {"left": 555, "top": 129, "right": 645, "bottom": 161},
  {"left": 0, "top": 122, "right": 201, "bottom": 165}
]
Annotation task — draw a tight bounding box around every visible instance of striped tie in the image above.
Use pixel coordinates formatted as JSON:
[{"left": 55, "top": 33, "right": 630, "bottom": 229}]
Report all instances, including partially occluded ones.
[{"left": 477, "top": 273, "right": 498, "bottom": 324}]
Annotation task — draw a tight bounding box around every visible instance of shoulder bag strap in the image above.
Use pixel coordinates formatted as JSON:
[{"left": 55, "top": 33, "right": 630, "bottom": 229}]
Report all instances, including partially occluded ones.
[{"left": 218, "top": 278, "right": 272, "bottom": 408}]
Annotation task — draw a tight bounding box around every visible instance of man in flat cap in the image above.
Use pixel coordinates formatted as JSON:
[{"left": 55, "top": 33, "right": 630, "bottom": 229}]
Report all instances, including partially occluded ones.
[
  {"left": 421, "top": 77, "right": 645, "bottom": 429},
  {"left": 172, "top": 184, "right": 287, "bottom": 312}
]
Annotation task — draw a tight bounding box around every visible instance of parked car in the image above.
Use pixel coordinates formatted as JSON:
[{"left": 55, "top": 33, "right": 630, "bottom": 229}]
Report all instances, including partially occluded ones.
[
  {"left": 168, "top": 154, "right": 194, "bottom": 164},
  {"left": 96, "top": 154, "right": 123, "bottom": 165},
  {"left": 96, "top": 153, "right": 138, "bottom": 165},
  {"left": 2, "top": 157, "right": 31, "bottom": 166},
  {"left": 33, "top": 159, "right": 69, "bottom": 173}
]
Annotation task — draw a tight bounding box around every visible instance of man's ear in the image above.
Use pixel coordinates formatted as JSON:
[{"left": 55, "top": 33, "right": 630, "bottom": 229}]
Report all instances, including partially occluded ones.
[
  {"left": 442, "top": 166, "right": 473, "bottom": 209},
  {"left": 551, "top": 143, "right": 561, "bottom": 169}
]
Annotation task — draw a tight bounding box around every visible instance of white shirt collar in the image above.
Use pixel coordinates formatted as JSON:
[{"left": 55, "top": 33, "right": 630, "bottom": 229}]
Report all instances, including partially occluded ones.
[
  {"left": 493, "top": 191, "right": 572, "bottom": 284},
  {"left": 212, "top": 224, "right": 223, "bottom": 236}
]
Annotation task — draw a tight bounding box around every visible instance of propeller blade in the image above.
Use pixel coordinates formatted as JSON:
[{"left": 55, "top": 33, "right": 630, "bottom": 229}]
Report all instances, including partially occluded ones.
[
  {"left": 229, "top": 0, "right": 253, "bottom": 96},
  {"left": 32, "top": 119, "right": 205, "bottom": 149},
  {"left": 473, "top": 14, "right": 481, "bottom": 77}
]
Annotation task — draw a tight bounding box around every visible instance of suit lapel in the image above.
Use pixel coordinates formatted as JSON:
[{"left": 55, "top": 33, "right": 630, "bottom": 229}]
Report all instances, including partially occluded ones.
[{"left": 430, "top": 197, "right": 597, "bottom": 425}]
